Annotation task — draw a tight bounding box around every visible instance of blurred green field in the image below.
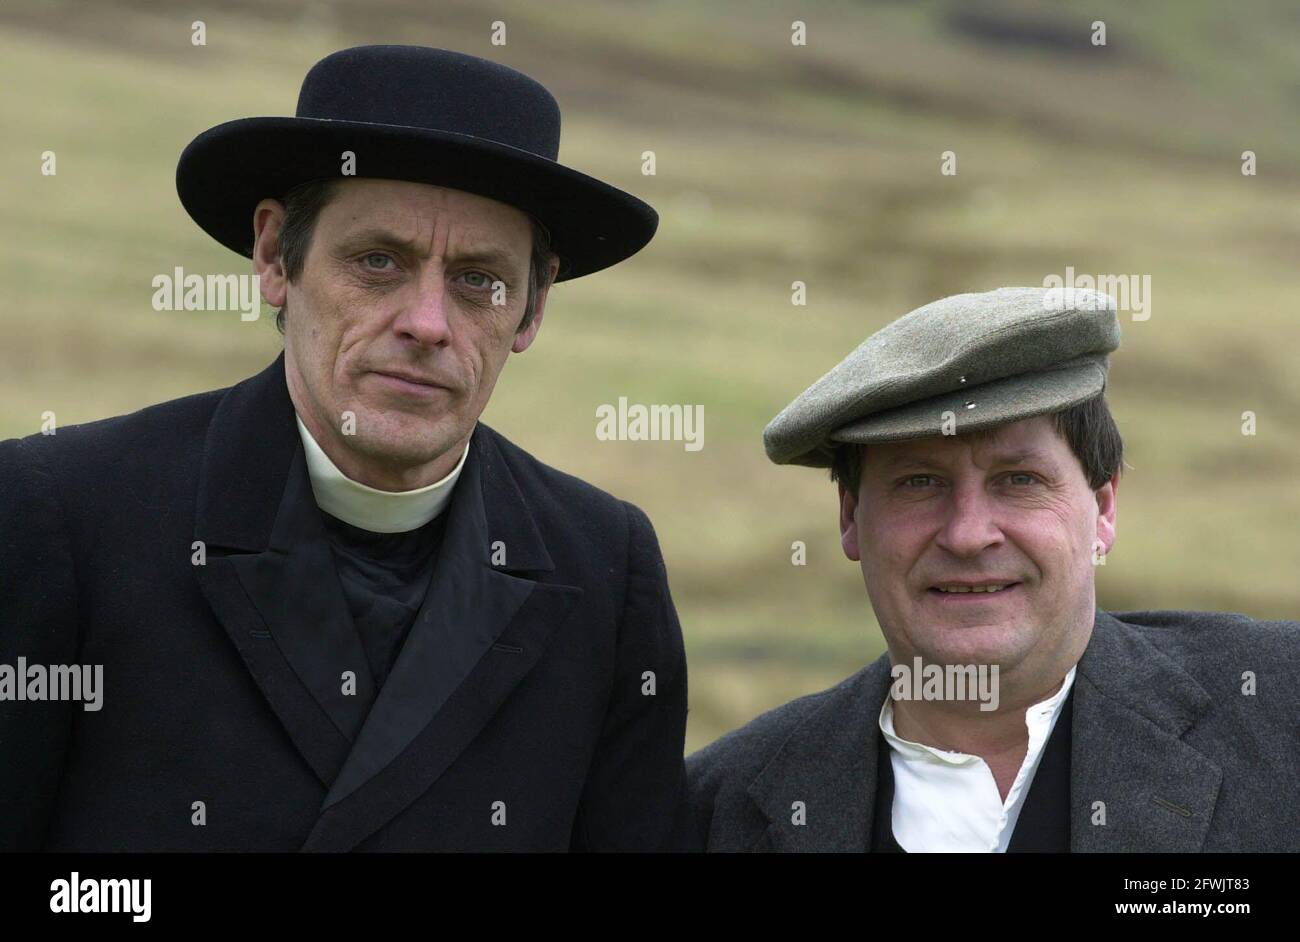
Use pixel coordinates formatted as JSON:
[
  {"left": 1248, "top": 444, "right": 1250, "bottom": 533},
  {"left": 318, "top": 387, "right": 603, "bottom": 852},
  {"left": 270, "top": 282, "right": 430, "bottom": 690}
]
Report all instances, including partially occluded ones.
[{"left": 2, "top": 0, "right": 1299, "bottom": 750}]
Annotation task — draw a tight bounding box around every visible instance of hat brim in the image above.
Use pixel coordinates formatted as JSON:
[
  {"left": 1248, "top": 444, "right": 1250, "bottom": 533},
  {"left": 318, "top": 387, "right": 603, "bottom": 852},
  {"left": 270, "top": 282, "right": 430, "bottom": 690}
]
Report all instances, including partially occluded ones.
[
  {"left": 819, "top": 357, "right": 1108, "bottom": 462},
  {"left": 175, "top": 116, "right": 658, "bottom": 281}
]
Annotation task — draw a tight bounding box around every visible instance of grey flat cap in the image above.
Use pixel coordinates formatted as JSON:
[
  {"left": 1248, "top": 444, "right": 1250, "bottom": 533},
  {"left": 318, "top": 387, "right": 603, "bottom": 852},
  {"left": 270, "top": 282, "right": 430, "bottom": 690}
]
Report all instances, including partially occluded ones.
[{"left": 764, "top": 286, "right": 1121, "bottom": 467}]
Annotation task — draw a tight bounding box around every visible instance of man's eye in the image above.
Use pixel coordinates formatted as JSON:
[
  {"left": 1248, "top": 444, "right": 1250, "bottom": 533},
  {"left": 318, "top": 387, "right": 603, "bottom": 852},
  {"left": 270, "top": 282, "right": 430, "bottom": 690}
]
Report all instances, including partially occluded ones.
[
  {"left": 460, "top": 271, "right": 492, "bottom": 289},
  {"left": 1005, "top": 472, "right": 1038, "bottom": 486},
  {"left": 362, "top": 253, "right": 395, "bottom": 271},
  {"left": 902, "top": 475, "right": 937, "bottom": 488}
]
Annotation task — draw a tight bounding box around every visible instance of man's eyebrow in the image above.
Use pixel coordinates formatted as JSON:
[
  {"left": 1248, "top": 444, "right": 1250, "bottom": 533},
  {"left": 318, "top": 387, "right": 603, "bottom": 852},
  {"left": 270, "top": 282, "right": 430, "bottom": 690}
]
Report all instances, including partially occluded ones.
[
  {"left": 879, "top": 448, "right": 1059, "bottom": 471},
  {"left": 988, "top": 449, "right": 1060, "bottom": 468},
  {"left": 336, "top": 228, "right": 522, "bottom": 268},
  {"left": 879, "top": 453, "right": 943, "bottom": 471}
]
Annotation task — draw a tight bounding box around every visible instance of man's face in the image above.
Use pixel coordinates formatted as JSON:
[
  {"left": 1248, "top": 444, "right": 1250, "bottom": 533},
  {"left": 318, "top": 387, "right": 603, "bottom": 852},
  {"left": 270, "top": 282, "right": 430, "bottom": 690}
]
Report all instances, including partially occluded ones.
[
  {"left": 839, "top": 416, "right": 1118, "bottom": 679},
  {"left": 253, "top": 178, "right": 557, "bottom": 488}
]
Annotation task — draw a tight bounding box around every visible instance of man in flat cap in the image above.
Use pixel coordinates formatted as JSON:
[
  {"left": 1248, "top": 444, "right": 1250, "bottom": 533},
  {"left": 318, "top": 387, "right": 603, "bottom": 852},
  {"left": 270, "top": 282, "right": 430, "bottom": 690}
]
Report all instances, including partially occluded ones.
[
  {"left": 686, "top": 286, "right": 1300, "bottom": 852},
  {"left": 0, "top": 46, "right": 689, "bottom": 851}
]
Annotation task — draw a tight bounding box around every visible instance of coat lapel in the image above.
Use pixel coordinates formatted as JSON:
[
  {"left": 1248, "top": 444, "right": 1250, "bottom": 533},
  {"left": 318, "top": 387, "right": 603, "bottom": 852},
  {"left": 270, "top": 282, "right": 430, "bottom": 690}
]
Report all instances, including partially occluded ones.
[
  {"left": 745, "top": 658, "right": 893, "bottom": 852},
  {"left": 1070, "top": 609, "right": 1222, "bottom": 851},
  {"left": 301, "top": 424, "right": 583, "bottom": 851},
  {"left": 192, "top": 352, "right": 358, "bottom": 789},
  {"left": 226, "top": 445, "right": 379, "bottom": 743}
]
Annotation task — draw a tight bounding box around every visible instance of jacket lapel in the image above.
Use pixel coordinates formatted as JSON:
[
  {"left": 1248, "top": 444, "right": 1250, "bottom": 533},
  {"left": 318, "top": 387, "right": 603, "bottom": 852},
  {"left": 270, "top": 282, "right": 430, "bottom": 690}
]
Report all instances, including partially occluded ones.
[
  {"left": 1070, "top": 609, "right": 1222, "bottom": 851},
  {"left": 192, "top": 352, "right": 358, "bottom": 788},
  {"left": 746, "top": 658, "right": 893, "bottom": 852},
  {"left": 226, "top": 445, "right": 379, "bottom": 743},
  {"left": 302, "top": 424, "right": 583, "bottom": 851}
]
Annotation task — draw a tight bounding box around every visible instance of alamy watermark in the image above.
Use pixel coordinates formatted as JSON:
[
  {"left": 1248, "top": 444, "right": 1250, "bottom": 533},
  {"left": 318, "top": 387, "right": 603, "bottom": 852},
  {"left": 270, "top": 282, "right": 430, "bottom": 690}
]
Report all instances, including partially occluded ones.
[
  {"left": 0, "top": 658, "right": 103, "bottom": 711},
  {"left": 50, "top": 872, "right": 150, "bottom": 922},
  {"left": 890, "top": 657, "right": 1000, "bottom": 711},
  {"left": 1042, "top": 266, "right": 1151, "bottom": 321},
  {"left": 151, "top": 267, "right": 261, "bottom": 321},
  {"left": 595, "top": 397, "right": 704, "bottom": 452}
]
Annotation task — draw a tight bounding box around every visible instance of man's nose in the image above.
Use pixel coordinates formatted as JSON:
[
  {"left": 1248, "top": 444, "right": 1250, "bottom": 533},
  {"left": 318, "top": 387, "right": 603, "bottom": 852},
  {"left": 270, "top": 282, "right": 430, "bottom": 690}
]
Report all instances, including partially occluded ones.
[
  {"left": 392, "top": 269, "right": 454, "bottom": 346},
  {"left": 933, "top": 483, "right": 1004, "bottom": 557}
]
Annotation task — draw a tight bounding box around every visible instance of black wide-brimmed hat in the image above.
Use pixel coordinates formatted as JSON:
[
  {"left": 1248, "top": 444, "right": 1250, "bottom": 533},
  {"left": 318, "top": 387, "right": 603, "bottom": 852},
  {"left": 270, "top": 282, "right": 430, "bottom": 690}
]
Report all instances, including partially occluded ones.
[{"left": 176, "top": 45, "right": 657, "bottom": 281}]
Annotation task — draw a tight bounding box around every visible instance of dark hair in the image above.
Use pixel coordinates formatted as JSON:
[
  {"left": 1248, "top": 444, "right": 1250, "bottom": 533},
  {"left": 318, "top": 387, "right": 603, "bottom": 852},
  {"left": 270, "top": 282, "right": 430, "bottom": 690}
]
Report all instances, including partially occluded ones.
[
  {"left": 271, "top": 178, "right": 556, "bottom": 335},
  {"left": 830, "top": 393, "right": 1125, "bottom": 495}
]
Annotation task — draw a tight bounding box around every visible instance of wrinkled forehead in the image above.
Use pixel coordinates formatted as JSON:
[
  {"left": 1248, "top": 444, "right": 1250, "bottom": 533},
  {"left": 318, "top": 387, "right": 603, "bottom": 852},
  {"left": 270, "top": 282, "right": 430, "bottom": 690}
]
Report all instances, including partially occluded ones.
[
  {"left": 862, "top": 416, "right": 1068, "bottom": 471},
  {"left": 320, "top": 178, "right": 533, "bottom": 250}
]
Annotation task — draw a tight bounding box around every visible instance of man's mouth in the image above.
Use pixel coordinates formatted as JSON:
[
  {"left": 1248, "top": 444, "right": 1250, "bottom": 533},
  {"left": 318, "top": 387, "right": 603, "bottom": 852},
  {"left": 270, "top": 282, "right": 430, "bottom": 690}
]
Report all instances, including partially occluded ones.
[
  {"left": 927, "top": 581, "right": 1022, "bottom": 599},
  {"left": 374, "top": 369, "right": 441, "bottom": 386},
  {"left": 370, "top": 370, "right": 448, "bottom": 397}
]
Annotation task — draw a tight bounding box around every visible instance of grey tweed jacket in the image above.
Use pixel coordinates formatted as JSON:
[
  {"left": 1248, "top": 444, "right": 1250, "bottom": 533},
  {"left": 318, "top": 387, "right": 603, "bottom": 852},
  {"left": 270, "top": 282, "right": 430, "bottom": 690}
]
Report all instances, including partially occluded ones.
[{"left": 686, "top": 608, "right": 1300, "bottom": 852}]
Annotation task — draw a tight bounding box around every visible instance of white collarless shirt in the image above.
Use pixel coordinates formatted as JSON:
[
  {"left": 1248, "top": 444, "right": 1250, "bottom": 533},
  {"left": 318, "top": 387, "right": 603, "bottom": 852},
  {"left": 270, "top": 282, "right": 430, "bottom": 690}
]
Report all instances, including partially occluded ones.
[
  {"left": 877, "top": 665, "right": 1076, "bottom": 853},
  {"left": 294, "top": 414, "right": 470, "bottom": 533}
]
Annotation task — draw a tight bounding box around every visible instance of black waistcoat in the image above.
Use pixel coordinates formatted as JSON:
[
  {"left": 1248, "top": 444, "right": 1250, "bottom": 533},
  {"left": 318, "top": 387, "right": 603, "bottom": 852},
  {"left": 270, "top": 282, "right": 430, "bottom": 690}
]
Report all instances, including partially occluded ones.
[{"left": 872, "top": 688, "right": 1073, "bottom": 852}]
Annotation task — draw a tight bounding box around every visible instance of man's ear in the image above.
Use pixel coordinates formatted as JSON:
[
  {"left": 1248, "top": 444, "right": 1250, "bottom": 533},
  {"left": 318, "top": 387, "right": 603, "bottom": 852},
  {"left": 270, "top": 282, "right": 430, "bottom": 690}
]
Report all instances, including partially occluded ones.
[
  {"left": 252, "top": 198, "right": 288, "bottom": 308},
  {"left": 1094, "top": 470, "right": 1120, "bottom": 556},
  {"left": 839, "top": 480, "right": 862, "bottom": 562},
  {"left": 512, "top": 255, "right": 560, "bottom": 354}
]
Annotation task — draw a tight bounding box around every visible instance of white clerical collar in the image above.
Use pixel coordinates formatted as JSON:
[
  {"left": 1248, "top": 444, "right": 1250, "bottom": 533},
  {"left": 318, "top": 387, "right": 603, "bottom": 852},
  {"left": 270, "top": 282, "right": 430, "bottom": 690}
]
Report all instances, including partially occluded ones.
[{"left": 294, "top": 413, "right": 470, "bottom": 534}]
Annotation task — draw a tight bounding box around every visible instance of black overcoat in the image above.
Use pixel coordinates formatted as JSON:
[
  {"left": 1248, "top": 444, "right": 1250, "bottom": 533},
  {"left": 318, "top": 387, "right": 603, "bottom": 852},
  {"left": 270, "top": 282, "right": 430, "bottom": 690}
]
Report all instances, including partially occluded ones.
[{"left": 0, "top": 353, "right": 689, "bottom": 851}]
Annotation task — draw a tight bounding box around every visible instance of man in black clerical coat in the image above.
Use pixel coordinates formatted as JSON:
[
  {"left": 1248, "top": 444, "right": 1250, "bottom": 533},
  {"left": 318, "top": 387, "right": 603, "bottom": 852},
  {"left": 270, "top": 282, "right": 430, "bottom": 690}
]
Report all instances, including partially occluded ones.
[{"left": 0, "top": 46, "right": 688, "bottom": 851}]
